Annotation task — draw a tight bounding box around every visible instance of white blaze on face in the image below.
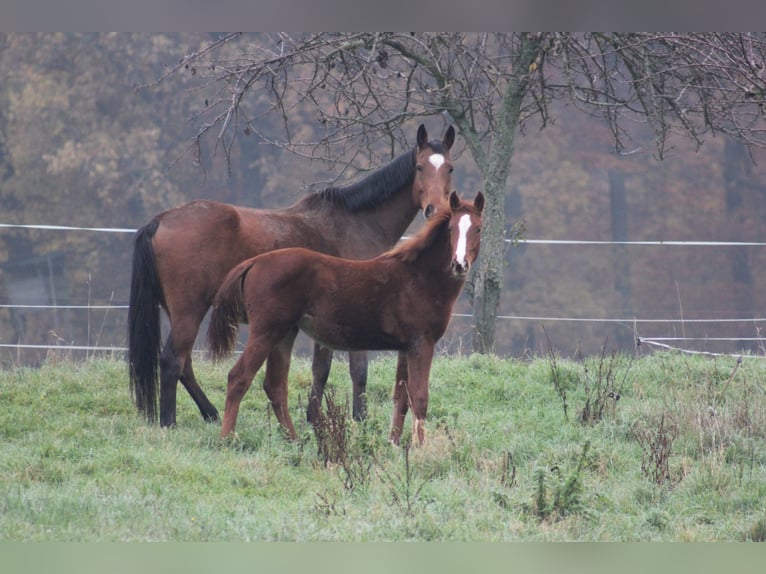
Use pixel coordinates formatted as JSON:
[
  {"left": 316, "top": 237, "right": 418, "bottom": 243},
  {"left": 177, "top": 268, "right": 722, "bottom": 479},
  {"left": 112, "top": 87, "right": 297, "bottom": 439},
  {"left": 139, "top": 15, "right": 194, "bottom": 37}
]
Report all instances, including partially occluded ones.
[
  {"left": 428, "top": 154, "right": 445, "bottom": 170},
  {"left": 455, "top": 214, "right": 472, "bottom": 266}
]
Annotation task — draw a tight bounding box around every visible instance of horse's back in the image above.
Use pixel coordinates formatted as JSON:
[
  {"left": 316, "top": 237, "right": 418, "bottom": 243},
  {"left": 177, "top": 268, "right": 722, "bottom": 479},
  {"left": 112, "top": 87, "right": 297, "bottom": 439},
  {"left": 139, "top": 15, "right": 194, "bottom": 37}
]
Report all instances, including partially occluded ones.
[
  {"left": 238, "top": 248, "right": 344, "bottom": 312},
  {"left": 154, "top": 200, "right": 242, "bottom": 240},
  {"left": 150, "top": 201, "right": 277, "bottom": 305},
  {"left": 155, "top": 200, "right": 332, "bottom": 263},
  {"left": 240, "top": 248, "right": 408, "bottom": 351},
  {"left": 243, "top": 247, "right": 334, "bottom": 291}
]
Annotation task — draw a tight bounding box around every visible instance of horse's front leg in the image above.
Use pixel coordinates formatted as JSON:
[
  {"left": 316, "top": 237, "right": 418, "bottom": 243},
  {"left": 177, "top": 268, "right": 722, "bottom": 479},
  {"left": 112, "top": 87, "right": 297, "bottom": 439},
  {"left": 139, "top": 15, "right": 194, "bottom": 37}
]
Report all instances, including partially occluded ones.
[
  {"left": 307, "top": 343, "right": 333, "bottom": 425},
  {"left": 349, "top": 351, "right": 369, "bottom": 421},
  {"left": 405, "top": 341, "right": 434, "bottom": 446},
  {"left": 389, "top": 350, "right": 411, "bottom": 445}
]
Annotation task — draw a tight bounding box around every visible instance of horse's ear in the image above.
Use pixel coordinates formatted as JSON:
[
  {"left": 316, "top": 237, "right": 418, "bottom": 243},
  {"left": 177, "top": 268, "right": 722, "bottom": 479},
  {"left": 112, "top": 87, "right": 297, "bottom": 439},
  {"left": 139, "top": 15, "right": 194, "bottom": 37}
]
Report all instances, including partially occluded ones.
[
  {"left": 443, "top": 125, "right": 455, "bottom": 150},
  {"left": 417, "top": 124, "right": 427, "bottom": 149},
  {"left": 449, "top": 190, "right": 460, "bottom": 210},
  {"left": 473, "top": 192, "right": 485, "bottom": 213}
]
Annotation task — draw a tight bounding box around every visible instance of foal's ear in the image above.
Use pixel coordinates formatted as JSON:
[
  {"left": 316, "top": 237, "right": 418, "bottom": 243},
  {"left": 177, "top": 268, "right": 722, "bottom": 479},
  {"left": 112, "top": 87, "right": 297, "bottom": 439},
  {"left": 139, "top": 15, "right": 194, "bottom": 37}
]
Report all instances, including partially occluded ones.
[
  {"left": 443, "top": 125, "right": 455, "bottom": 150},
  {"left": 473, "top": 192, "right": 485, "bottom": 213},
  {"left": 417, "top": 124, "right": 428, "bottom": 149},
  {"left": 449, "top": 190, "right": 460, "bottom": 209}
]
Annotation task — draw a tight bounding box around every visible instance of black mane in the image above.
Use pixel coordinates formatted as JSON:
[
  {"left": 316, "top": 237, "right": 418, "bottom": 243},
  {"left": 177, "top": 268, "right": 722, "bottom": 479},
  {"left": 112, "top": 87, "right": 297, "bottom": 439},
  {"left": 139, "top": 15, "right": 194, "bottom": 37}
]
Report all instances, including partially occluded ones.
[
  {"left": 305, "top": 138, "right": 450, "bottom": 212},
  {"left": 305, "top": 149, "right": 415, "bottom": 212}
]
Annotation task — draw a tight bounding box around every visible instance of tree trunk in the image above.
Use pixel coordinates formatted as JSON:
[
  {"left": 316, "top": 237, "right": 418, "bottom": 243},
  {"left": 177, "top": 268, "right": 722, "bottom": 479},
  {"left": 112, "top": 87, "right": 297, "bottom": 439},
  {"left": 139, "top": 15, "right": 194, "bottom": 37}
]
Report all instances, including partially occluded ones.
[
  {"left": 466, "top": 34, "right": 543, "bottom": 354},
  {"left": 723, "top": 137, "right": 754, "bottom": 349},
  {"left": 609, "top": 169, "right": 634, "bottom": 350},
  {"left": 471, "top": 176, "right": 509, "bottom": 353}
]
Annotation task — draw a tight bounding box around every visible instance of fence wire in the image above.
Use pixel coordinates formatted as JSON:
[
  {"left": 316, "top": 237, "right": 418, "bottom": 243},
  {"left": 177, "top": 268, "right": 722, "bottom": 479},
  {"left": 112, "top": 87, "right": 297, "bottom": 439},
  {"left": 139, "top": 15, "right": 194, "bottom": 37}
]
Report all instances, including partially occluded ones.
[{"left": 4, "top": 221, "right": 766, "bottom": 360}]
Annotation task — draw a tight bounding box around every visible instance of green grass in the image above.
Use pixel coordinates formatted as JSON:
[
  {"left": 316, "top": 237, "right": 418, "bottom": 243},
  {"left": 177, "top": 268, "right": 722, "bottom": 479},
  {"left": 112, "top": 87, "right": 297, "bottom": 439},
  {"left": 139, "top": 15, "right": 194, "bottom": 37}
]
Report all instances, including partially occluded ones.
[{"left": 1, "top": 349, "right": 765, "bottom": 541}]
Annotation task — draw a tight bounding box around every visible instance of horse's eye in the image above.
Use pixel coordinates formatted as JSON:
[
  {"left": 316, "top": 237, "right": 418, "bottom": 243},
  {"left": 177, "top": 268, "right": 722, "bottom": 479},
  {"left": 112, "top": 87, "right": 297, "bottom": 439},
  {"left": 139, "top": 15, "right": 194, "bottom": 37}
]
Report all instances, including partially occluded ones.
[
  {"left": 416, "top": 165, "right": 423, "bottom": 172},
  {"left": 448, "top": 166, "right": 454, "bottom": 173},
  {"left": 475, "top": 227, "right": 481, "bottom": 233}
]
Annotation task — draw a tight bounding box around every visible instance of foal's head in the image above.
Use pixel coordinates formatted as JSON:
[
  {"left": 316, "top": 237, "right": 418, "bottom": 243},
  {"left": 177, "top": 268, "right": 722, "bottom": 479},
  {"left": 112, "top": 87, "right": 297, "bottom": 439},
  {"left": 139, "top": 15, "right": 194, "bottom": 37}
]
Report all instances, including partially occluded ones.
[
  {"left": 448, "top": 190, "right": 484, "bottom": 277},
  {"left": 413, "top": 124, "right": 456, "bottom": 219}
]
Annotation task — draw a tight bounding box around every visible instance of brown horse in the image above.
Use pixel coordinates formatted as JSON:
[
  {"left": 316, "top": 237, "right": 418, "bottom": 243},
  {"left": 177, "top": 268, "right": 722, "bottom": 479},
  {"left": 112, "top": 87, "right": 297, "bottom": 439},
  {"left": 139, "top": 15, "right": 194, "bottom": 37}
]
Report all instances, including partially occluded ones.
[
  {"left": 207, "top": 191, "right": 484, "bottom": 445},
  {"left": 128, "top": 124, "right": 455, "bottom": 427}
]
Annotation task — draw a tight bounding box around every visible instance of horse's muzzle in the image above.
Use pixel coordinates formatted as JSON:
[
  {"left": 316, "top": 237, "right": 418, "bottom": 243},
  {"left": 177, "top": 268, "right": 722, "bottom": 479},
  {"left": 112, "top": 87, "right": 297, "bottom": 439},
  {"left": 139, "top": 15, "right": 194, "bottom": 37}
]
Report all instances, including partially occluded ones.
[{"left": 451, "top": 259, "right": 470, "bottom": 277}]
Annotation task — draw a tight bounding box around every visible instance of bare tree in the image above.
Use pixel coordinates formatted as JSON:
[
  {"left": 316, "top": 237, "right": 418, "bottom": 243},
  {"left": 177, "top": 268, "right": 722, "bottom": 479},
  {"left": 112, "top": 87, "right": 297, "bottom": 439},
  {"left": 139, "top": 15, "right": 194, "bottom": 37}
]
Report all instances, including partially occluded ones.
[{"left": 172, "top": 32, "right": 766, "bottom": 353}]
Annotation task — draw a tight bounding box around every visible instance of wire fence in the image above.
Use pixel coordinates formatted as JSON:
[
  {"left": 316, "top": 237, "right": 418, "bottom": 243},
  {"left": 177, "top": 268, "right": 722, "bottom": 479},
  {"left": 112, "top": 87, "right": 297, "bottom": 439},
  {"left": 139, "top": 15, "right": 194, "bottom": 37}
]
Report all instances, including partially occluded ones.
[{"left": 3, "top": 221, "right": 766, "bottom": 361}]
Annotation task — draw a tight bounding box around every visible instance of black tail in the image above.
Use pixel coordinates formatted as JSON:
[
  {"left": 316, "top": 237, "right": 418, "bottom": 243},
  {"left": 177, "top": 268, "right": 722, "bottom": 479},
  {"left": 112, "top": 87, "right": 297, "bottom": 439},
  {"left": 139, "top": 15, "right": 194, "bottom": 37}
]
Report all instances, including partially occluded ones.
[
  {"left": 127, "top": 219, "right": 165, "bottom": 423},
  {"left": 207, "top": 261, "right": 251, "bottom": 361}
]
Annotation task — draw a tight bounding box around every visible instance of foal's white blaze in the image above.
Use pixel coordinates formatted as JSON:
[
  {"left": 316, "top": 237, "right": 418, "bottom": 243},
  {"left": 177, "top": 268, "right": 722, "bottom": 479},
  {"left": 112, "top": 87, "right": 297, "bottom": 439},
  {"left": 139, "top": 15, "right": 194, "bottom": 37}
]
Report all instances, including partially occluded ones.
[
  {"left": 428, "top": 154, "right": 445, "bottom": 169},
  {"left": 455, "top": 214, "right": 472, "bottom": 265}
]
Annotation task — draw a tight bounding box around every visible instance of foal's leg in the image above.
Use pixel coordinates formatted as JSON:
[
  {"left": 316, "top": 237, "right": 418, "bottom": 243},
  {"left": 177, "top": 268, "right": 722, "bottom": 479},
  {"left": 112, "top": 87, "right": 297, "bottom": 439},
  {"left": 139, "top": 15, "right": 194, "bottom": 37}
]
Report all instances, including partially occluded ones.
[
  {"left": 389, "top": 344, "right": 434, "bottom": 446},
  {"left": 388, "top": 351, "right": 410, "bottom": 445},
  {"left": 220, "top": 336, "right": 273, "bottom": 437},
  {"left": 349, "top": 351, "right": 369, "bottom": 422},
  {"left": 262, "top": 329, "right": 299, "bottom": 440},
  {"left": 307, "top": 343, "right": 333, "bottom": 425},
  {"left": 405, "top": 342, "right": 435, "bottom": 446}
]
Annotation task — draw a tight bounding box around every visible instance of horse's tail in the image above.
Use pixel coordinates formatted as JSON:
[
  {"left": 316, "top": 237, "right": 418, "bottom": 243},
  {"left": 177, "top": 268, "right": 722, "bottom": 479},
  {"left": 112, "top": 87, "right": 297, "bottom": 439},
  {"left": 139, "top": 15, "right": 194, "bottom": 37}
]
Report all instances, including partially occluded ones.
[
  {"left": 207, "top": 260, "right": 252, "bottom": 361},
  {"left": 127, "top": 219, "right": 165, "bottom": 423}
]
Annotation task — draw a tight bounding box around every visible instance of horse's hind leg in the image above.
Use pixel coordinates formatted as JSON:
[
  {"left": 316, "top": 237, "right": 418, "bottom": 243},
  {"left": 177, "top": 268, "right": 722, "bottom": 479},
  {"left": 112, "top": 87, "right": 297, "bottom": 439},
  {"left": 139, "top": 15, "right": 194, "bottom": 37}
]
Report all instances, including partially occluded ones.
[
  {"left": 307, "top": 343, "right": 333, "bottom": 425},
  {"left": 263, "top": 329, "right": 299, "bottom": 440},
  {"left": 158, "top": 333, "right": 183, "bottom": 427},
  {"left": 349, "top": 351, "right": 368, "bottom": 422},
  {"left": 181, "top": 355, "right": 219, "bottom": 422},
  {"left": 221, "top": 342, "right": 269, "bottom": 438},
  {"left": 159, "top": 316, "right": 218, "bottom": 427},
  {"left": 221, "top": 328, "right": 297, "bottom": 439}
]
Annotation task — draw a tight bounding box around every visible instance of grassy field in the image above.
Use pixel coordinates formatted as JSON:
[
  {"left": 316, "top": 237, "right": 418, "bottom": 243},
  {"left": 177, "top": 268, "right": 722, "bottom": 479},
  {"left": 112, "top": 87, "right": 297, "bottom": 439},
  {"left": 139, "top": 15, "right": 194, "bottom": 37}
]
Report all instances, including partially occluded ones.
[{"left": 1, "top": 348, "right": 765, "bottom": 541}]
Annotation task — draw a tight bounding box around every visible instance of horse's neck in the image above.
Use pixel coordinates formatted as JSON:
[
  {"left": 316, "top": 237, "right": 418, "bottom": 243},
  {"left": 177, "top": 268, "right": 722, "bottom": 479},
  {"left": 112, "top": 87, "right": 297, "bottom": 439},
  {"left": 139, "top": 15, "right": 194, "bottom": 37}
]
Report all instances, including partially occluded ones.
[
  {"left": 294, "top": 182, "right": 419, "bottom": 250},
  {"left": 414, "top": 225, "right": 461, "bottom": 287},
  {"left": 355, "top": 184, "right": 420, "bottom": 246}
]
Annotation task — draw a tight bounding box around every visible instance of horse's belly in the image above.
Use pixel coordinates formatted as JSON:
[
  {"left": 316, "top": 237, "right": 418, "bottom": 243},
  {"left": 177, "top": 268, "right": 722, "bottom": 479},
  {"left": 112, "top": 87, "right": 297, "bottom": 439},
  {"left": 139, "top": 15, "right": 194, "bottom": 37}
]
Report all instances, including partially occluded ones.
[{"left": 298, "top": 314, "right": 403, "bottom": 351}]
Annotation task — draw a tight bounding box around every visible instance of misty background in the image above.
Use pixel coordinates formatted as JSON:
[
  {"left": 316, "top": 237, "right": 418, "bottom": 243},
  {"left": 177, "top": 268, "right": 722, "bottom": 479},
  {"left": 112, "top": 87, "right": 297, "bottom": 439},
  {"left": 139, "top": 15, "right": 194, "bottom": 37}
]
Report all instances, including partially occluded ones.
[{"left": 2, "top": 33, "right": 766, "bottom": 365}]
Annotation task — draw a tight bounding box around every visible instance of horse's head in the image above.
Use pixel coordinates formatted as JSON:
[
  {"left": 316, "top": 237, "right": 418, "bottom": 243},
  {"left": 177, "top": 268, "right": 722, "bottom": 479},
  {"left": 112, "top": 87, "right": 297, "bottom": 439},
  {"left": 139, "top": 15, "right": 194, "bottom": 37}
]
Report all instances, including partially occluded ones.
[
  {"left": 413, "top": 124, "right": 455, "bottom": 219},
  {"left": 448, "top": 190, "right": 484, "bottom": 277}
]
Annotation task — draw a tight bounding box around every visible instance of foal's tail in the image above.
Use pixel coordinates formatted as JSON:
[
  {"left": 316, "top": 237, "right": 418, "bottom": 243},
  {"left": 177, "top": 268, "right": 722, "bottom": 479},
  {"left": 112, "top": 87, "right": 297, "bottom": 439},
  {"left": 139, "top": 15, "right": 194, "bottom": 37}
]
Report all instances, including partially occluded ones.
[
  {"left": 207, "top": 260, "right": 252, "bottom": 361},
  {"left": 127, "top": 219, "right": 165, "bottom": 423}
]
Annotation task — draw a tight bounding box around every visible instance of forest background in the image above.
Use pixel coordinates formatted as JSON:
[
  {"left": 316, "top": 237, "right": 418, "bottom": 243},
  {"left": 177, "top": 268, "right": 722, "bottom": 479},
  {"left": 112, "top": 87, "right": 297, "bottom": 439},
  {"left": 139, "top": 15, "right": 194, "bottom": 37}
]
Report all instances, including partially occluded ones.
[{"left": 2, "top": 32, "right": 766, "bottom": 365}]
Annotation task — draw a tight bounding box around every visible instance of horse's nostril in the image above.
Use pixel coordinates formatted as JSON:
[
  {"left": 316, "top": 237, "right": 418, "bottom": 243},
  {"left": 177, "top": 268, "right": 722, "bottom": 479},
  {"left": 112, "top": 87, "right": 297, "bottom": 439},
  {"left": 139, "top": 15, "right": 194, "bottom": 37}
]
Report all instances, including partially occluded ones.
[{"left": 452, "top": 260, "right": 469, "bottom": 275}]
